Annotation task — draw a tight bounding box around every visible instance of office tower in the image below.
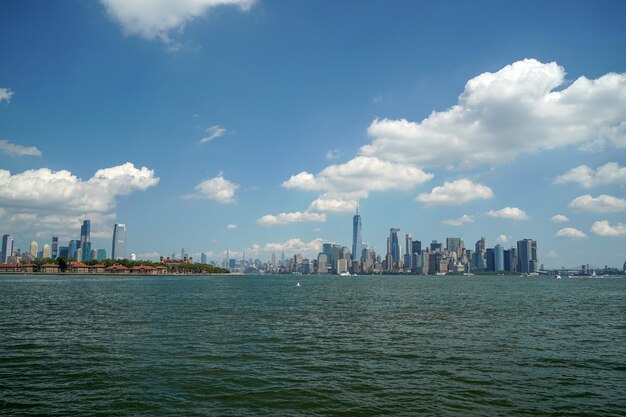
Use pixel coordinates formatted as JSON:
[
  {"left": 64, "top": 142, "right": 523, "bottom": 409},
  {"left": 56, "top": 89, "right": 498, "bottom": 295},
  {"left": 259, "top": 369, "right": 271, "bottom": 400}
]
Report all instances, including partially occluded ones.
[
  {"left": 446, "top": 237, "right": 462, "bottom": 253},
  {"left": 517, "top": 239, "right": 538, "bottom": 273},
  {"left": 352, "top": 207, "right": 362, "bottom": 262},
  {"left": 475, "top": 237, "right": 486, "bottom": 254},
  {"left": 411, "top": 240, "right": 422, "bottom": 255},
  {"left": 112, "top": 224, "right": 127, "bottom": 260},
  {"left": 90, "top": 249, "right": 97, "bottom": 261},
  {"left": 59, "top": 246, "right": 69, "bottom": 258},
  {"left": 201, "top": 252, "right": 207, "bottom": 264},
  {"left": 75, "top": 248, "right": 82, "bottom": 262},
  {"left": 1, "top": 234, "right": 14, "bottom": 263},
  {"left": 430, "top": 240, "right": 442, "bottom": 252},
  {"left": 271, "top": 252, "right": 276, "bottom": 268},
  {"left": 390, "top": 228, "right": 400, "bottom": 266},
  {"left": 485, "top": 248, "right": 495, "bottom": 271},
  {"left": 494, "top": 244, "right": 504, "bottom": 271},
  {"left": 404, "top": 233, "right": 412, "bottom": 270},
  {"left": 69, "top": 240, "right": 79, "bottom": 260},
  {"left": 317, "top": 253, "right": 328, "bottom": 274},
  {"left": 80, "top": 220, "right": 90, "bottom": 250},
  {"left": 42, "top": 244, "right": 51, "bottom": 259},
  {"left": 82, "top": 242, "right": 91, "bottom": 261},
  {"left": 30, "top": 241, "right": 39, "bottom": 256},
  {"left": 97, "top": 249, "right": 106, "bottom": 260},
  {"left": 51, "top": 236, "right": 58, "bottom": 258}
]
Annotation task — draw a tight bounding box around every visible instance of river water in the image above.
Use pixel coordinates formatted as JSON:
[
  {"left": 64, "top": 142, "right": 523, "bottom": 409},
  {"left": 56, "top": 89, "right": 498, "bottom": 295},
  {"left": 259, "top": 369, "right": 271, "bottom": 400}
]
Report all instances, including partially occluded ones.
[{"left": 0, "top": 274, "right": 624, "bottom": 416}]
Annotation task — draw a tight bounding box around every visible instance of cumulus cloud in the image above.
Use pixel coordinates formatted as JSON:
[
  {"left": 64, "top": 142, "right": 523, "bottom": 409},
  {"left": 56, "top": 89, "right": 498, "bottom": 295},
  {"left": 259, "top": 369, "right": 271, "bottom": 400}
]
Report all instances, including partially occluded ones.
[
  {"left": 590, "top": 220, "right": 626, "bottom": 237},
  {"left": 360, "top": 59, "right": 626, "bottom": 168},
  {"left": 441, "top": 214, "right": 474, "bottom": 226},
  {"left": 0, "top": 139, "right": 42, "bottom": 157},
  {"left": 567, "top": 194, "right": 626, "bottom": 213},
  {"left": 0, "top": 163, "right": 159, "bottom": 212},
  {"left": 257, "top": 211, "right": 326, "bottom": 226},
  {"left": 551, "top": 214, "right": 569, "bottom": 222},
  {"left": 0, "top": 211, "right": 116, "bottom": 243},
  {"left": 189, "top": 174, "right": 239, "bottom": 204},
  {"left": 555, "top": 162, "right": 626, "bottom": 188},
  {"left": 101, "top": 0, "right": 255, "bottom": 43},
  {"left": 487, "top": 207, "right": 529, "bottom": 220},
  {"left": 496, "top": 234, "right": 509, "bottom": 243},
  {"left": 416, "top": 179, "right": 493, "bottom": 206},
  {"left": 200, "top": 125, "right": 226, "bottom": 143},
  {"left": 263, "top": 238, "right": 324, "bottom": 256},
  {"left": 325, "top": 149, "right": 340, "bottom": 159},
  {"left": 0, "top": 88, "right": 14, "bottom": 103},
  {"left": 227, "top": 223, "right": 237, "bottom": 229},
  {"left": 283, "top": 156, "right": 432, "bottom": 213},
  {"left": 555, "top": 227, "right": 587, "bottom": 239}
]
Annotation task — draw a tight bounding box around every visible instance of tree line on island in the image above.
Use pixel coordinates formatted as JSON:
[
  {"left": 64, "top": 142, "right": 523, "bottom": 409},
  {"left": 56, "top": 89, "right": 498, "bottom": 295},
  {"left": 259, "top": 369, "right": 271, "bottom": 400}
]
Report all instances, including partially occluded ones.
[{"left": 21, "top": 257, "right": 229, "bottom": 274}]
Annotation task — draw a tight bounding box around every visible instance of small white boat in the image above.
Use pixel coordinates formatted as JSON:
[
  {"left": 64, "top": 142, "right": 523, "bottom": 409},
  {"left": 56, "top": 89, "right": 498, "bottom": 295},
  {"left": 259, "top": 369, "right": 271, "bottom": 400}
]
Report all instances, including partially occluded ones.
[
  {"left": 556, "top": 275, "right": 562, "bottom": 279},
  {"left": 339, "top": 272, "right": 351, "bottom": 277},
  {"left": 296, "top": 282, "right": 300, "bottom": 287}
]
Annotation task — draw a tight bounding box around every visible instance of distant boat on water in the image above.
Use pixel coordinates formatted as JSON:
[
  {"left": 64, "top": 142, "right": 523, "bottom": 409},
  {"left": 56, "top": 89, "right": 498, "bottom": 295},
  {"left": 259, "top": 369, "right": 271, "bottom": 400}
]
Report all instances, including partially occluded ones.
[{"left": 339, "top": 272, "right": 351, "bottom": 277}]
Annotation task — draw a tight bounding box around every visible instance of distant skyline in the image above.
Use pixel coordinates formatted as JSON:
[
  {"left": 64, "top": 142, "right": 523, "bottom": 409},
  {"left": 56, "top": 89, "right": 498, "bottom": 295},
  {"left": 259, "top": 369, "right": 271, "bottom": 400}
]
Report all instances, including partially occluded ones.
[{"left": 1, "top": 1, "right": 626, "bottom": 268}]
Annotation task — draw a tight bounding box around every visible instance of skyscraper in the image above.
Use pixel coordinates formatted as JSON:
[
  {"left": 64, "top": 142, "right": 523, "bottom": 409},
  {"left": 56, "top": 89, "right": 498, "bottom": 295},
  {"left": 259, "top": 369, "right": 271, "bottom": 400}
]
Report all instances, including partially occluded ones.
[
  {"left": 30, "top": 241, "right": 38, "bottom": 256},
  {"left": 517, "top": 239, "right": 538, "bottom": 273},
  {"left": 404, "top": 233, "right": 412, "bottom": 270},
  {"left": 390, "top": 228, "right": 400, "bottom": 266},
  {"left": 80, "top": 220, "right": 90, "bottom": 248},
  {"left": 42, "top": 244, "right": 51, "bottom": 259},
  {"left": 51, "top": 236, "right": 58, "bottom": 258},
  {"left": 1, "top": 234, "right": 14, "bottom": 263},
  {"left": 112, "top": 224, "right": 127, "bottom": 260},
  {"left": 351, "top": 207, "right": 362, "bottom": 262},
  {"left": 446, "top": 237, "right": 462, "bottom": 253},
  {"left": 494, "top": 244, "right": 504, "bottom": 271},
  {"left": 69, "top": 240, "right": 79, "bottom": 260}
]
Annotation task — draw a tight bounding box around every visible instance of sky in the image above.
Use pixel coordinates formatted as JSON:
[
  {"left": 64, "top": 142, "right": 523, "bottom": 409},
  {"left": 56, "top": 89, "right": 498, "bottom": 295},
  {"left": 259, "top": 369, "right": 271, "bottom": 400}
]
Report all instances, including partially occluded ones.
[{"left": 1, "top": 0, "right": 625, "bottom": 268}]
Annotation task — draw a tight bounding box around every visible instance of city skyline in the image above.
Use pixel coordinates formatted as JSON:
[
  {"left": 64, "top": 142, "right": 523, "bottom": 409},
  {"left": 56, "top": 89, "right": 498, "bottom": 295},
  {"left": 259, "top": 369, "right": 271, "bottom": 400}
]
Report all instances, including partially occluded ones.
[{"left": 1, "top": 1, "right": 626, "bottom": 268}]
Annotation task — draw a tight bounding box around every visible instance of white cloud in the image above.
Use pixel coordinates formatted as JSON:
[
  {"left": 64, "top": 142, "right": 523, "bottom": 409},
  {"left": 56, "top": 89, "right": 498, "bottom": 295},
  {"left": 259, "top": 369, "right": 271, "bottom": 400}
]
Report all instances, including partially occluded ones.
[
  {"left": 360, "top": 59, "right": 626, "bottom": 168},
  {"left": 568, "top": 194, "right": 626, "bottom": 213},
  {"left": 283, "top": 156, "right": 432, "bottom": 213},
  {"left": 496, "top": 234, "right": 509, "bottom": 243},
  {"left": 555, "top": 227, "right": 587, "bottom": 239},
  {"left": 200, "top": 125, "right": 226, "bottom": 143},
  {"left": 263, "top": 238, "right": 323, "bottom": 256},
  {"left": 416, "top": 179, "right": 493, "bottom": 206},
  {"left": 325, "top": 149, "right": 340, "bottom": 159},
  {"left": 555, "top": 162, "right": 626, "bottom": 188},
  {"left": 441, "top": 214, "right": 474, "bottom": 226},
  {"left": 189, "top": 174, "right": 239, "bottom": 204},
  {"left": 284, "top": 156, "right": 432, "bottom": 193},
  {"left": 487, "top": 207, "right": 529, "bottom": 220},
  {"left": 551, "top": 214, "right": 569, "bottom": 222},
  {"left": 101, "top": 0, "right": 255, "bottom": 43},
  {"left": 0, "top": 163, "right": 159, "bottom": 212},
  {"left": 0, "top": 139, "right": 42, "bottom": 157},
  {"left": 0, "top": 88, "right": 14, "bottom": 103},
  {"left": 257, "top": 211, "right": 326, "bottom": 226},
  {"left": 590, "top": 220, "right": 626, "bottom": 237},
  {"left": 307, "top": 192, "right": 365, "bottom": 214},
  {"left": 1, "top": 211, "right": 116, "bottom": 244},
  {"left": 227, "top": 223, "right": 237, "bottom": 229}
]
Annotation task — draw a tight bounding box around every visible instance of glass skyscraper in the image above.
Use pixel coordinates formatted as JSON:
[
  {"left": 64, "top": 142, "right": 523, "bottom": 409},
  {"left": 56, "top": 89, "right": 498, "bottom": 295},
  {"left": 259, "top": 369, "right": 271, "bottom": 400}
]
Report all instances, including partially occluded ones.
[
  {"left": 1, "top": 234, "right": 14, "bottom": 263},
  {"left": 390, "top": 228, "right": 400, "bottom": 265},
  {"left": 51, "top": 236, "right": 58, "bottom": 259},
  {"left": 112, "top": 224, "right": 127, "bottom": 260},
  {"left": 351, "top": 207, "right": 362, "bottom": 262}
]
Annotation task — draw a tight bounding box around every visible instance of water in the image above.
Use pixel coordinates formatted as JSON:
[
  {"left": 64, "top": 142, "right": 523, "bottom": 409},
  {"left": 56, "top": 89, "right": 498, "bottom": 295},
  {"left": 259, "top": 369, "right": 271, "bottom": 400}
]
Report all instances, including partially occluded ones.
[{"left": 0, "top": 274, "right": 624, "bottom": 416}]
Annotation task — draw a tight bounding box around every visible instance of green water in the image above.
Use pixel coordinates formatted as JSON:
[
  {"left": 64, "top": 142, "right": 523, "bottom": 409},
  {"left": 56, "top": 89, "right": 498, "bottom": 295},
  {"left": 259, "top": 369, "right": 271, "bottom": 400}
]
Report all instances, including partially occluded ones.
[{"left": 0, "top": 274, "right": 624, "bottom": 416}]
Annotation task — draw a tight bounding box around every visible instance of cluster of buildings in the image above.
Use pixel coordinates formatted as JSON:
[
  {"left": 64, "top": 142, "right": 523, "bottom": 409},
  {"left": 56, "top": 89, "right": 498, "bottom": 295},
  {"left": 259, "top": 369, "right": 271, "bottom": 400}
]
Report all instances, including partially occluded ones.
[
  {"left": 224, "top": 209, "right": 539, "bottom": 276},
  {"left": 0, "top": 222, "right": 127, "bottom": 264}
]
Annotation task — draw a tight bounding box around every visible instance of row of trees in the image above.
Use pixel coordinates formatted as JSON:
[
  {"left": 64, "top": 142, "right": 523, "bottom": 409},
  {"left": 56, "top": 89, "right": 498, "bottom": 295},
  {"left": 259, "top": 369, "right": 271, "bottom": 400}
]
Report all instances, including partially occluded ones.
[{"left": 21, "top": 257, "right": 229, "bottom": 274}]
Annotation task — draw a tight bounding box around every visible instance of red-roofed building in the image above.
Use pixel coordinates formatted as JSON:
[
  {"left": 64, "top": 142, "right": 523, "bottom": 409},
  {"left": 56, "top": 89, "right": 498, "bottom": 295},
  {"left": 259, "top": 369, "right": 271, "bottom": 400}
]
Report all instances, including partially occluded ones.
[
  {"left": 92, "top": 264, "right": 106, "bottom": 274},
  {"left": 105, "top": 265, "right": 130, "bottom": 274},
  {"left": 69, "top": 262, "right": 91, "bottom": 274},
  {"left": 20, "top": 264, "right": 37, "bottom": 273},
  {"left": 0, "top": 264, "right": 20, "bottom": 273},
  {"left": 40, "top": 264, "right": 60, "bottom": 273},
  {"left": 130, "top": 265, "right": 158, "bottom": 275}
]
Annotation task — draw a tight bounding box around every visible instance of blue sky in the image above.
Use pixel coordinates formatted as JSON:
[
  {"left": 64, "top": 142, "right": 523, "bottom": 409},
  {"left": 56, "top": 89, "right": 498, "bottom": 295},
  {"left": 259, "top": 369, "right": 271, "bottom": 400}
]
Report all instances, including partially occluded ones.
[{"left": 1, "top": 0, "right": 625, "bottom": 268}]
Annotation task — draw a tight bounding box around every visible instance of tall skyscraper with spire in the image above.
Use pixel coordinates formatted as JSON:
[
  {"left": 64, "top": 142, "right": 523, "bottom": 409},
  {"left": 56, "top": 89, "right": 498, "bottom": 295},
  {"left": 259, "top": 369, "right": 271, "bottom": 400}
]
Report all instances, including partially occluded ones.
[
  {"left": 352, "top": 206, "right": 362, "bottom": 262},
  {"left": 112, "top": 224, "right": 127, "bottom": 260}
]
